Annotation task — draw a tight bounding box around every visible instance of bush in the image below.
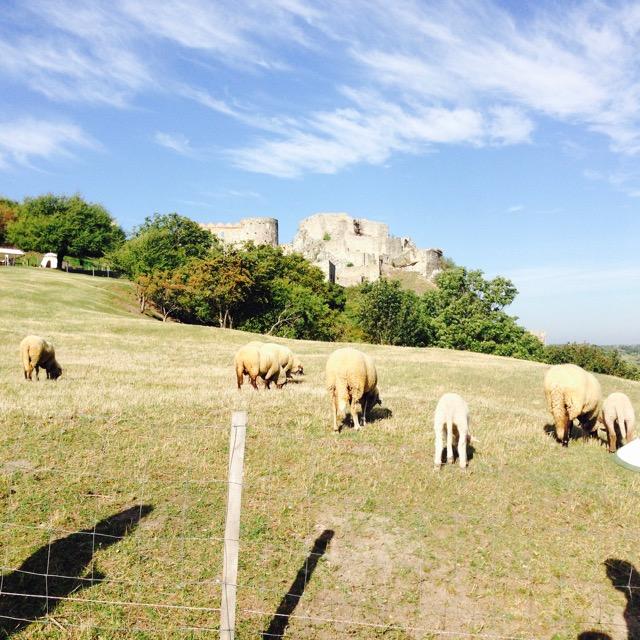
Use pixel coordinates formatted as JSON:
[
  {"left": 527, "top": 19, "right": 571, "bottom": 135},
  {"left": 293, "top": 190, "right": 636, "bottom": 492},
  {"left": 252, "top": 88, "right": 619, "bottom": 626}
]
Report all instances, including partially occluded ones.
[{"left": 543, "top": 343, "right": 640, "bottom": 381}]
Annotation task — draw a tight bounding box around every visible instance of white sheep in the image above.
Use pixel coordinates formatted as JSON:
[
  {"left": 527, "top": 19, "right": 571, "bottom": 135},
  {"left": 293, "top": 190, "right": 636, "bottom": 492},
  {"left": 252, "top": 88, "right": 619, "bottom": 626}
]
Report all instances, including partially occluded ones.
[
  {"left": 544, "top": 364, "right": 601, "bottom": 447},
  {"left": 20, "top": 335, "right": 62, "bottom": 381},
  {"left": 325, "top": 347, "right": 381, "bottom": 432},
  {"left": 433, "top": 393, "right": 470, "bottom": 469},
  {"left": 267, "top": 343, "right": 304, "bottom": 379},
  {"left": 234, "top": 341, "right": 287, "bottom": 390},
  {"left": 601, "top": 392, "right": 636, "bottom": 453}
]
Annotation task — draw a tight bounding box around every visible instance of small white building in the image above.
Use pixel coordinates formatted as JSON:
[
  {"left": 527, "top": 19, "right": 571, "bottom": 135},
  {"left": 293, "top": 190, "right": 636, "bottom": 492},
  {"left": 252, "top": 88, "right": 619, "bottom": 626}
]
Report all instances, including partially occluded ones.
[
  {"left": 0, "top": 247, "right": 25, "bottom": 265},
  {"left": 40, "top": 252, "right": 58, "bottom": 269}
]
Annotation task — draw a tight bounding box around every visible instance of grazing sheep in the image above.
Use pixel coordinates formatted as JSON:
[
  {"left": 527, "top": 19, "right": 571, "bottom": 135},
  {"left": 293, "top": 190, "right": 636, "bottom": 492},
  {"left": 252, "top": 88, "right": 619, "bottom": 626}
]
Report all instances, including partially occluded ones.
[
  {"left": 601, "top": 392, "right": 636, "bottom": 453},
  {"left": 544, "top": 364, "right": 602, "bottom": 447},
  {"left": 433, "top": 393, "right": 470, "bottom": 469},
  {"left": 267, "top": 343, "right": 304, "bottom": 379},
  {"left": 20, "top": 335, "right": 62, "bottom": 381},
  {"left": 234, "top": 341, "right": 287, "bottom": 390},
  {"left": 325, "top": 347, "right": 381, "bottom": 432}
]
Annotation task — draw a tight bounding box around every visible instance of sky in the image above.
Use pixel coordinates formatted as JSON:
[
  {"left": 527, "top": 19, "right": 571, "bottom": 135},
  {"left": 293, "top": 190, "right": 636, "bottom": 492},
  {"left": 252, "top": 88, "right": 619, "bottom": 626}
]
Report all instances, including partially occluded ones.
[{"left": 0, "top": 0, "right": 639, "bottom": 344}]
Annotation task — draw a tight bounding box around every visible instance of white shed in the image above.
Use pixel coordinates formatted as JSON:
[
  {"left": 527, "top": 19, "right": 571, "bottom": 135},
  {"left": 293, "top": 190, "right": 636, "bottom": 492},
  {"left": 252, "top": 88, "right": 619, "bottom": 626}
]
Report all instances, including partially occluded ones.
[{"left": 40, "top": 252, "right": 58, "bottom": 269}]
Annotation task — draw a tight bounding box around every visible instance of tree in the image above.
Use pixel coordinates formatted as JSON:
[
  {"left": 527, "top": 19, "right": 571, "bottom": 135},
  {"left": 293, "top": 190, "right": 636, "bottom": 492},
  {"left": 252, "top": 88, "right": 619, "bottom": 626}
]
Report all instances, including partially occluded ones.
[
  {"left": 544, "top": 343, "right": 640, "bottom": 381},
  {"left": 0, "top": 197, "right": 19, "bottom": 245},
  {"left": 422, "top": 268, "right": 541, "bottom": 358},
  {"left": 180, "top": 251, "right": 253, "bottom": 328},
  {"left": 109, "top": 213, "right": 215, "bottom": 278},
  {"left": 357, "top": 279, "right": 432, "bottom": 346},
  {"left": 7, "top": 194, "right": 124, "bottom": 267},
  {"left": 137, "top": 270, "right": 188, "bottom": 322}
]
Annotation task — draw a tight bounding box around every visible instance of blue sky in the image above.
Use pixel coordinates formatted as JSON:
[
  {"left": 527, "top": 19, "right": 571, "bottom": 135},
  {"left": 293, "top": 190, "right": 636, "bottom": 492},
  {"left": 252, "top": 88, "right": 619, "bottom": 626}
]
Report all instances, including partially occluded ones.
[{"left": 1, "top": 0, "right": 639, "bottom": 344}]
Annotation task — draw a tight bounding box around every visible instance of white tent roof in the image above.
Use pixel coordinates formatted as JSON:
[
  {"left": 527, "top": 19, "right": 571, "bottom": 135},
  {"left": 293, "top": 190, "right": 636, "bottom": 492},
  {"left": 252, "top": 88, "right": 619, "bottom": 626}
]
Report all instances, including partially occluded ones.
[{"left": 0, "top": 247, "right": 25, "bottom": 256}]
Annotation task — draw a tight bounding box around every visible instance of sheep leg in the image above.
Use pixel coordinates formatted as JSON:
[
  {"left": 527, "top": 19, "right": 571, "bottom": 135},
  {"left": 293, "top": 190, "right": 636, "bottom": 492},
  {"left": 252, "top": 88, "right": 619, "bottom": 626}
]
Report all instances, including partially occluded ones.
[
  {"left": 434, "top": 422, "right": 444, "bottom": 470},
  {"left": 446, "top": 419, "right": 454, "bottom": 463},
  {"left": 362, "top": 396, "right": 368, "bottom": 427},
  {"left": 604, "top": 416, "right": 617, "bottom": 453},
  {"left": 331, "top": 391, "right": 340, "bottom": 433},
  {"left": 34, "top": 365, "right": 40, "bottom": 381},
  {"left": 627, "top": 419, "right": 635, "bottom": 443},
  {"left": 351, "top": 399, "right": 361, "bottom": 431},
  {"left": 249, "top": 375, "right": 259, "bottom": 390},
  {"left": 458, "top": 423, "right": 468, "bottom": 469},
  {"left": 554, "top": 413, "right": 570, "bottom": 447}
]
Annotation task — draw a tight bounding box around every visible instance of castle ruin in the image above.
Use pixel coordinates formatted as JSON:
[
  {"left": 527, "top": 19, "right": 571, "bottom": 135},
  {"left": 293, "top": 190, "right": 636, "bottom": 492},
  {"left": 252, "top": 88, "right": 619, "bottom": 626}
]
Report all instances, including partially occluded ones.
[
  {"left": 285, "top": 213, "right": 443, "bottom": 287},
  {"left": 199, "top": 217, "right": 278, "bottom": 247},
  {"left": 200, "top": 212, "right": 442, "bottom": 287}
]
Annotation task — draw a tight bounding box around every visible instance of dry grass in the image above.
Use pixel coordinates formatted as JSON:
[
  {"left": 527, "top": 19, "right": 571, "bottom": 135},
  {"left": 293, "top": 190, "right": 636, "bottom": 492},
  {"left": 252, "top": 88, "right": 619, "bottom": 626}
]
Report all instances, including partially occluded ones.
[{"left": 1, "top": 267, "right": 639, "bottom": 639}]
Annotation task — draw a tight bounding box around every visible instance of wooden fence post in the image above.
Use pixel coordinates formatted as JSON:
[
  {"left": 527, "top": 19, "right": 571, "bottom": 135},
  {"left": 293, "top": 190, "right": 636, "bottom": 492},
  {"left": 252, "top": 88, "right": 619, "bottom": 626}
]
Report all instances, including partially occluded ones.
[{"left": 220, "top": 411, "right": 247, "bottom": 640}]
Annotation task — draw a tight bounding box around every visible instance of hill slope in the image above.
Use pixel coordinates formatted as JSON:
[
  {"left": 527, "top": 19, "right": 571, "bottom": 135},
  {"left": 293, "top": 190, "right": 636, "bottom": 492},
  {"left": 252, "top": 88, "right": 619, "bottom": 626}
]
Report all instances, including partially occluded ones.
[{"left": 1, "top": 268, "right": 639, "bottom": 639}]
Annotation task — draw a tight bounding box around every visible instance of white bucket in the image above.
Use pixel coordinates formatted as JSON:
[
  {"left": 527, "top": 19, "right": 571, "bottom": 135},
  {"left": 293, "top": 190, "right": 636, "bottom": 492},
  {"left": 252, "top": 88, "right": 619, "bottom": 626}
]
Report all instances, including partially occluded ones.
[{"left": 614, "top": 438, "right": 640, "bottom": 472}]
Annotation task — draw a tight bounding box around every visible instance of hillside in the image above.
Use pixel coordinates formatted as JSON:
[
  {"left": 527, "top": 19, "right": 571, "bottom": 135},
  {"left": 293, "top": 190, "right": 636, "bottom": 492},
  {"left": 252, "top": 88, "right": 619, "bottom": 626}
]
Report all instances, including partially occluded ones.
[{"left": 1, "top": 268, "right": 640, "bottom": 639}]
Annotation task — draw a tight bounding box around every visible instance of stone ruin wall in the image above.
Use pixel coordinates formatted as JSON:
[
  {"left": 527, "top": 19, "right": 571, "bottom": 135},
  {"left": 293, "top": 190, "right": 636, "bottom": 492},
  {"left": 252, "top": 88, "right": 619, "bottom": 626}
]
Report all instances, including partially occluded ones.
[
  {"left": 199, "top": 217, "right": 278, "bottom": 247},
  {"left": 199, "top": 212, "right": 442, "bottom": 287},
  {"left": 289, "top": 212, "right": 443, "bottom": 287}
]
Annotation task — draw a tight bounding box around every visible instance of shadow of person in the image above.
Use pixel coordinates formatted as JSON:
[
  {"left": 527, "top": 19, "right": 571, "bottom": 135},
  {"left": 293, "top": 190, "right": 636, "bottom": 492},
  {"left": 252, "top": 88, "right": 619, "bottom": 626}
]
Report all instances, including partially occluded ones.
[
  {"left": 0, "top": 504, "right": 153, "bottom": 636},
  {"left": 605, "top": 559, "right": 640, "bottom": 639},
  {"left": 262, "top": 529, "right": 334, "bottom": 639}
]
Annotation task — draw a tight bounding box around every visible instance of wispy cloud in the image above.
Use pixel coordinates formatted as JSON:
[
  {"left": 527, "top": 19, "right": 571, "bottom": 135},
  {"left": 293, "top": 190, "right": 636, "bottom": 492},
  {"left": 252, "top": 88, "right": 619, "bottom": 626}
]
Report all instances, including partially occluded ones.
[
  {"left": 584, "top": 167, "right": 640, "bottom": 198},
  {"left": 6, "top": 0, "right": 640, "bottom": 177},
  {"left": 153, "top": 131, "right": 194, "bottom": 156},
  {"left": 0, "top": 118, "right": 97, "bottom": 169},
  {"left": 507, "top": 205, "right": 524, "bottom": 213}
]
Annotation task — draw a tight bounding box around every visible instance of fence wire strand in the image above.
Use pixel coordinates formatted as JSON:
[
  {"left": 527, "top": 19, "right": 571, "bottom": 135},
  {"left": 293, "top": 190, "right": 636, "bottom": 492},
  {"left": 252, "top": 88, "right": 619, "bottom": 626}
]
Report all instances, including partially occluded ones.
[{"left": 1, "top": 411, "right": 635, "bottom": 639}]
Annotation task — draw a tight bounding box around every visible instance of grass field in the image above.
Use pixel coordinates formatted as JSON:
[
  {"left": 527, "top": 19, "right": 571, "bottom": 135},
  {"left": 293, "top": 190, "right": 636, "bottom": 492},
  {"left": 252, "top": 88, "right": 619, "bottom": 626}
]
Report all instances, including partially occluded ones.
[{"left": 1, "top": 267, "right": 640, "bottom": 639}]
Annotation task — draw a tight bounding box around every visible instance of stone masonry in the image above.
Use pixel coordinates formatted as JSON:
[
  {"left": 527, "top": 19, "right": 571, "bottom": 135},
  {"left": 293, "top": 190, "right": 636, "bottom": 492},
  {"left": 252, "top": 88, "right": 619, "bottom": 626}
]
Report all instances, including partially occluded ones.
[
  {"left": 200, "top": 212, "right": 442, "bottom": 287},
  {"left": 285, "top": 213, "right": 443, "bottom": 287},
  {"left": 200, "top": 217, "right": 278, "bottom": 247}
]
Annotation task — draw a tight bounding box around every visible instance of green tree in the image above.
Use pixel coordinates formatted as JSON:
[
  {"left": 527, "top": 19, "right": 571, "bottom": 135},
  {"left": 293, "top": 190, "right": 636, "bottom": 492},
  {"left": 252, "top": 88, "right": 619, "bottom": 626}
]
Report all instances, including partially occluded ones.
[
  {"left": 136, "top": 270, "right": 189, "bottom": 322},
  {"left": 0, "top": 197, "right": 19, "bottom": 245},
  {"left": 233, "top": 244, "right": 344, "bottom": 338},
  {"left": 357, "top": 279, "right": 432, "bottom": 346},
  {"left": 422, "top": 268, "right": 542, "bottom": 358},
  {"left": 544, "top": 343, "right": 640, "bottom": 381},
  {"left": 109, "top": 213, "right": 215, "bottom": 278},
  {"left": 7, "top": 194, "right": 125, "bottom": 267},
  {"left": 180, "top": 251, "right": 253, "bottom": 328}
]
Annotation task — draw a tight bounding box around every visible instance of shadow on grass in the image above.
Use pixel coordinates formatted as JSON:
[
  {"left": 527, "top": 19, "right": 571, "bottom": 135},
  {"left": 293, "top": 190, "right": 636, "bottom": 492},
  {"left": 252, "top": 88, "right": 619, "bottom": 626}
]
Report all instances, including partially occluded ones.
[
  {"left": 0, "top": 504, "right": 153, "bottom": 637},
  {"left": 576, "top": 558, "right": 640, "bottom": 640},
  {"left": 262, "top": 529, "right": 334, "bottom": 639},
  {"left": 367, "top": 406, "right": 393, "bottom": 423},
  {"left": 543, "top": 422, "right": 603, "bottom": 446}
]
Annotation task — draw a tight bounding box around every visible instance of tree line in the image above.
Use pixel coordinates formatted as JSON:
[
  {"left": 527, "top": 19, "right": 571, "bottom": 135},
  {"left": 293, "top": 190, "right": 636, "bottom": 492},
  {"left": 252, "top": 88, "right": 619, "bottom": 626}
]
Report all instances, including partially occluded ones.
[{"left": 3, "top": 193, "right": 637, "bottom": 380}]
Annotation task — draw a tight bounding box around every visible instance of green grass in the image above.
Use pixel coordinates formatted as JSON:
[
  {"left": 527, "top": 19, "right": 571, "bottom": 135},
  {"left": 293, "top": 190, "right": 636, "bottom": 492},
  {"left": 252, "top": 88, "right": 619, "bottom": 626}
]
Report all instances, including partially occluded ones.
[{"left": 1, "top": 268, "right": 639, "bottom": 639}]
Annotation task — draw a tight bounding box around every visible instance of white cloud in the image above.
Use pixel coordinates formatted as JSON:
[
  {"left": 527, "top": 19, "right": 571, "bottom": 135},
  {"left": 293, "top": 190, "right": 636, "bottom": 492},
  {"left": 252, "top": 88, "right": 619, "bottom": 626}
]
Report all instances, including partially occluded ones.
[
  {"left": 507, "top": 205, "right": 524, "bottom": 213},
  {"left": 0, "top": 118, "right": 97, "bottom": 168},
  {"left": 154, "top": 131, "right": 194, "bottom": 156},
  {"left": 6, "top": 0, "right": 640, "bottom": 177}
]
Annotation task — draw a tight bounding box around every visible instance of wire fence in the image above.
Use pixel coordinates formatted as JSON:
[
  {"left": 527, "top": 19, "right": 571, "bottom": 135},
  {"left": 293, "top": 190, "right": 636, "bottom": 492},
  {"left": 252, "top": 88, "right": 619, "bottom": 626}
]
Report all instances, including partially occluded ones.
[{"left": 1, "top": 412, "right": 637, "bottom": 639}]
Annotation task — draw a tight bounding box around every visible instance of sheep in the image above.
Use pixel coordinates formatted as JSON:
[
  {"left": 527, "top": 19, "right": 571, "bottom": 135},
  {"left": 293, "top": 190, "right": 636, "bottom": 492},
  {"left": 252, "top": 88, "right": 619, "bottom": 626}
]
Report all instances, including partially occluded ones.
[
  {"left": 544, "top": 364, "right": 601, "bottom": 447},
  {"left": 267, "top": 343, "right": 304, "bottom": 379},
  {"left": 601, "top": 392, "right": 636, "bottom": 453},
  {"left": 433, "top": 393, "right": 470, "bottom": 470},
  {"left": 20, "top": 335, "right": 62, "bottom": 381},
  {"left": 325, "top": 347, "right": 381, "bottom": 432},
  {"left": 234, "top": 341, "right": 287, "bottom": 390}
]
